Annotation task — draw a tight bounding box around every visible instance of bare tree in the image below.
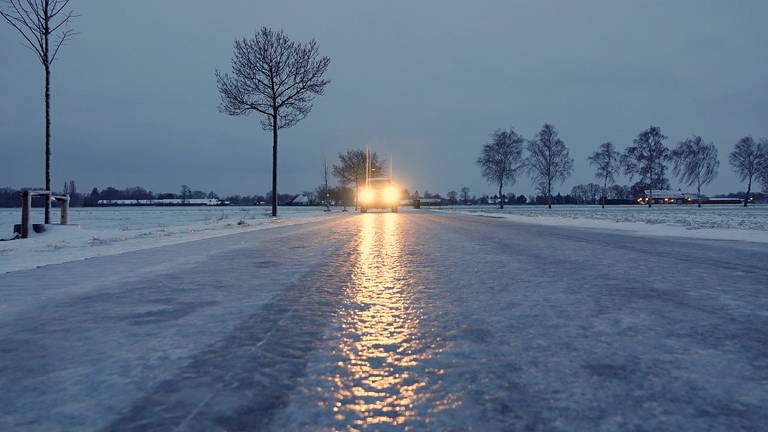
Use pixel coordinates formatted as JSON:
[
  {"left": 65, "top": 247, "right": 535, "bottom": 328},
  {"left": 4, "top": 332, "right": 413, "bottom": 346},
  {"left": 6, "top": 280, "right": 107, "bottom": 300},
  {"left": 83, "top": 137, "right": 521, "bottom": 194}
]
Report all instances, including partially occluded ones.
[
  {"left": 671, "top": 136, "right": 719, "bottom": 207},
  {"left": 332, "top": 149, "right": 383, "bottom": 210},
  {"left": 477, "top": 129, "right": 525, "bottom": 209},
  {"left": 622, "top": 126, "right": 670, "bottom": 207},
  {"left": 180, "top": 184, "right": 191, "bottom": 203},
  {"left": 588, "top": 142, "right": 621, "bottom": 208},
  {"left": 609, "top": 184, "right": 631, "bottom": 200},
  {"left": 586, "top": 183, "right": 602, "bottom": 204},
  {"left": 447, "top": 190, "right": 458, "bottom": 204},
  {"left": 1, "top": 0, "right": 77, "bottom": 223},
  {"left": 526, "top": 124, "right": 573, "bottom": 209},
  {"left": 729, "top": 136, "right": 767, "bottom": 207},
  {"left": 460, "top": 186, "right": 470, "bottom": 204},
  {"left": 216, "top": 27, "right": 331, "bottom": 217},
  {"left": 571, "top": 184, "right": 587, "bottom": 204}
]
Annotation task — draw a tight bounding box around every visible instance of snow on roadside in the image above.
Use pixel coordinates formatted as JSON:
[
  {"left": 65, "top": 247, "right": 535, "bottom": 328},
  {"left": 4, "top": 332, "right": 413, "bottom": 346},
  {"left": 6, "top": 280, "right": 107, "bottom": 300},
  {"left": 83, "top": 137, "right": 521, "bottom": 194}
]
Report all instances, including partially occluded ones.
[
  {"left": 0, "top": 207, "right": 340, "bottom": 274},
  {"left": 439, "top": 207, "right": 768, "bottom": 244}
]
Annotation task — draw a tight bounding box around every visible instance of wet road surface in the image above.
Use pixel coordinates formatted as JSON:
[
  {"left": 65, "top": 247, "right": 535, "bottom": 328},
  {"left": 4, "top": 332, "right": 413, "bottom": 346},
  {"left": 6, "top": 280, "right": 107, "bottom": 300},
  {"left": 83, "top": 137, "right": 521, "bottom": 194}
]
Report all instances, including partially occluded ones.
[{"left": 1, "top": 211, "right": 767, "bottom": 431}]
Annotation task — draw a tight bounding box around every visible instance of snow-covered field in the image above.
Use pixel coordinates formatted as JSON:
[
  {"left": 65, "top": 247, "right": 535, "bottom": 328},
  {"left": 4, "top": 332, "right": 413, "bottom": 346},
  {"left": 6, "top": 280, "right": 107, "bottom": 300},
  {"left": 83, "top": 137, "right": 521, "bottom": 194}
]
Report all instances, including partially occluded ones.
[
  {"left": 0, "top": 206, "right": 337, "bottom": 273},
  {"left": 437, "top": 204, "right": 768, "bottom": 243}
]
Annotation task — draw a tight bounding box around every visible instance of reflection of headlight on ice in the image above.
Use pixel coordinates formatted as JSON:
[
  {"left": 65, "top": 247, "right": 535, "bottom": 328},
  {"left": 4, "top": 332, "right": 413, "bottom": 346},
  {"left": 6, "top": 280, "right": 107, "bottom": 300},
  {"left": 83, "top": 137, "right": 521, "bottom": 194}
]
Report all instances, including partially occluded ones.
[
  {"left": 360, "top": 188, "right": 374, "bottom": 203},
  {"left": 383, "top": 186, "right": 399, "bottom": 203}
]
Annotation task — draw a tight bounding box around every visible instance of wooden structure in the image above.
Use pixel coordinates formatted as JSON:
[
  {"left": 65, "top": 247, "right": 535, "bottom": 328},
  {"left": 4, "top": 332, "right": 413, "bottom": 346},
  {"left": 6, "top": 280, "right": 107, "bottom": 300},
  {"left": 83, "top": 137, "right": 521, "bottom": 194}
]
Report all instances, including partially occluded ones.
[{"left": 19, "top": 191, "right": 69, "bottom": 239}]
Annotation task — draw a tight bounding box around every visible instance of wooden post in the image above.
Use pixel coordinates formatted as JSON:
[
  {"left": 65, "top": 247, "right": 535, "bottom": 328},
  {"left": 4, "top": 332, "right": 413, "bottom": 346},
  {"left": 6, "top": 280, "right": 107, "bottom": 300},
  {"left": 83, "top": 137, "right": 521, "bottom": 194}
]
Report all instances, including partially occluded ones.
[
  {"left": 21, "top": 191, "right": 31, "bottom": 239},
  {"left": 60, "top": 196, "right": 70, "bottom": 225}
]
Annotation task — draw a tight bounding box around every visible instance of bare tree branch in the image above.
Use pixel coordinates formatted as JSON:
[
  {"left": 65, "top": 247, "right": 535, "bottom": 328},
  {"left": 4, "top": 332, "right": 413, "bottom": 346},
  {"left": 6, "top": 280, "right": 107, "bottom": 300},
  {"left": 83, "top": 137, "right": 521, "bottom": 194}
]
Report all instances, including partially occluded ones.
[{"left": 1, "top": 0, "right": 77, "bottom": 65}]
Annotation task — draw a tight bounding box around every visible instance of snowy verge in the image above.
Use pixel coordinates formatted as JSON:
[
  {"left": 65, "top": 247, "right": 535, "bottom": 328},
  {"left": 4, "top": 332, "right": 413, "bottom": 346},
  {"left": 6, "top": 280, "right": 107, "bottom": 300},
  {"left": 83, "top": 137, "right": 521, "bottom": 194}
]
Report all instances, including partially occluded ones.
[
  {"left": 440, "top": 210, "right": 768, "bottom": 244},
  {"left": 0, "top": 210, "right": 340, "bottom": 274}
]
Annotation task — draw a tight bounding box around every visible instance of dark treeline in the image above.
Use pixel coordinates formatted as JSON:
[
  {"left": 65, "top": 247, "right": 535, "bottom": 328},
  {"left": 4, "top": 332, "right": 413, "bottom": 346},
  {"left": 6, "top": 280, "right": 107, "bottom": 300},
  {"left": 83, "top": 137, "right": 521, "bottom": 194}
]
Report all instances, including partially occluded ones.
[
  {"left": 0, "top": 183, "right": 221, "bottom": 207},
  {"left": 0, "top": 182, "right": 355, "bottom": 208},
  {"left": 423, "top": 184, "right": 767, "bottom": 206},
  {"left": 3, "top": 183, "right": 765, "bottom": 209}
]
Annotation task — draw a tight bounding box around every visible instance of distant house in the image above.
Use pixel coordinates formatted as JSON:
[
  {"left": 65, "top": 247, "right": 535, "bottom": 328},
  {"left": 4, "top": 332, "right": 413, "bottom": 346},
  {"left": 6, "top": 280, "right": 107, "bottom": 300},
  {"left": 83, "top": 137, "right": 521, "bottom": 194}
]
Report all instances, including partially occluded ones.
[
  {"left": 288, "top": 195, "right": 311, "bottom": 206},
  {"left": 637, "top": 190, "right": 699, "bottom": 205},
  {"left": 703, "top": 197, "right": 743, "bottom": 205},
  {"left": 417, "top": 198, "right": 442, "bottom": 206}
]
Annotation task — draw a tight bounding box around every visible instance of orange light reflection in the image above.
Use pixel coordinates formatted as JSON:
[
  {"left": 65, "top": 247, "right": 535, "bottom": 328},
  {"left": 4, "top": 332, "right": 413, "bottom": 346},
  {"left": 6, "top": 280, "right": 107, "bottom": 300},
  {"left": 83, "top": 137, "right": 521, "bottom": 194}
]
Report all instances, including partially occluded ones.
[{"left": 331, "top": 213, "right": 429, "bottom": 427}]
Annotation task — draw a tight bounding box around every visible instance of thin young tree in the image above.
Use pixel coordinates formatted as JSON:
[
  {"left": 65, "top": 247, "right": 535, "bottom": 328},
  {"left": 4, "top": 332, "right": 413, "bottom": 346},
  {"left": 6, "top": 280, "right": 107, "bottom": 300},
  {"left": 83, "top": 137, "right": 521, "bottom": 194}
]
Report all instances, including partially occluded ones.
[
  {"left": 622, "top": 126, "right": 670, "bottom": 207},
  {"left": 671, "top": 136, "right": 719, "bottom": 207},
  {"left": 180, "top": 184, "right": 191, "bottom": 204},
  {"left": 332, "top": 149, "right": 383, "bottom": 210},
  {"left": 1, "top": 0, "right": 77, "bottom": 223},
  {"left": 588, "top": 142, "right": 621, "bottom": 208},
  {"left": 460, "top": 186, "right": 470, "bottom": 204},
  {"left": 526, "top": 123, "right": 573, "bottom": 209},
  {"left": 321, "top": 156, "right": 331, "bottom": 212},
  {"left": 216, "top": 27, "right": 331, "bottom": 217},
  {"left": 729, "top": 136, "right": 767, "bottom": 207},
  {"left": 477, "top": 129, "right": 525, "bottom": 209}
]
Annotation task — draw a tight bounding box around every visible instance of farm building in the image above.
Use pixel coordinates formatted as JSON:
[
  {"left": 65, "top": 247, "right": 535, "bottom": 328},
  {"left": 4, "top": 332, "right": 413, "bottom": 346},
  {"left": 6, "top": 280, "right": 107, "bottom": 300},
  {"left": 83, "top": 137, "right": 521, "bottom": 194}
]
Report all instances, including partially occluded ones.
[
  {"left": 97, "top": 198, "right": 229, "bottom": 206},
  {"left": 637, "top": 190, "right": 699, "bottom": 205}
]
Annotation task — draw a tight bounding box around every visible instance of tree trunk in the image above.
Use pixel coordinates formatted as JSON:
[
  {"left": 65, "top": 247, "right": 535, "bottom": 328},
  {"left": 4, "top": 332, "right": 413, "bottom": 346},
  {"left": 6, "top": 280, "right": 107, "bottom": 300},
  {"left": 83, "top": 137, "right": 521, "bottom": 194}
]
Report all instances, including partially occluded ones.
[
  {"left": 498, "top": 182, "right": 504, "bottom": 210},
  {"left": 547, "top": 181, "right": 552, "bottom": 209},
  {"left": 697, "top": 182, "right": 702, "bottom": 208},
  {"left": 354, "top": 180, "right": 358, "bottom": 211},
  {"left": 744, "top": 176, "right": 751, "bottom": 207},
  {"left": 44, "top": 57, "right": 51, "bottom": 223},
  {"left": 648, "top": 169, "right": 654, "bottom": 208},
  {"left": 602, "top": 177, "right": 607, "bottom": 208},
  {"left": 271, "top": 113, "right": 278, "bottom": 217}
]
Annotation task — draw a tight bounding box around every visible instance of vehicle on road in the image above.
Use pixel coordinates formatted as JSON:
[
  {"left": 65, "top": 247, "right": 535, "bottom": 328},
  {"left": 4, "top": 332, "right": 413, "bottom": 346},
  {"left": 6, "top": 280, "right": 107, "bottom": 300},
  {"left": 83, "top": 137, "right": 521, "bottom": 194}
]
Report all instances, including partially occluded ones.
[{"left": 359, "top": 177, "right": 400, "bottom": 213}]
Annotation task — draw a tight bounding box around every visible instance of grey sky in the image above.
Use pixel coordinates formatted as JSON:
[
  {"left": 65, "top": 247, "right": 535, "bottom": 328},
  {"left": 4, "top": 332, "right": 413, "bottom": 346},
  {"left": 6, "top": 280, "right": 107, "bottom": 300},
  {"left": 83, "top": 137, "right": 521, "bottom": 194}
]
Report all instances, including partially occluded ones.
[{"left": 1, "top": 0, "right": 767, "bottom": 197}]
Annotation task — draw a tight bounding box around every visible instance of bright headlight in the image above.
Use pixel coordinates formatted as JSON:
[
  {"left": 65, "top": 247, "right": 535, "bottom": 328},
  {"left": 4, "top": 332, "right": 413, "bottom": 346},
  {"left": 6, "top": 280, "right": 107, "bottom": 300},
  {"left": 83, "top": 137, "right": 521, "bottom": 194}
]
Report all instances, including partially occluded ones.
[
  {"left": 383, "top": 186, "right": 399, "bottom": 203},
  {"left": 359, "top": 188, "right": 374, "bottom": 203}
]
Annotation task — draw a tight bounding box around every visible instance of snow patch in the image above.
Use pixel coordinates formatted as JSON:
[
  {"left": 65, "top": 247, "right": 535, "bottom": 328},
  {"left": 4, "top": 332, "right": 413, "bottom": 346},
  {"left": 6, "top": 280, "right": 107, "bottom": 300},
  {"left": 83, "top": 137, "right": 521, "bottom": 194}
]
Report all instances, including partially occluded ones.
[
  {"left": 0, "top": 207, "right": 339, "bottom": 273},
  {"left": 440, "top": 206, "right": 768, "bottom": 244}
]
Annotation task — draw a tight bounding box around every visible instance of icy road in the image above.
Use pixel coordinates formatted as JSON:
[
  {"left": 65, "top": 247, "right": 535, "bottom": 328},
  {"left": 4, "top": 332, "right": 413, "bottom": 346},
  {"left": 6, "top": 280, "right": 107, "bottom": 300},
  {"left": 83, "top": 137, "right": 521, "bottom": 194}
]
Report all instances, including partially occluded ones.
[{"left": 1, "top": 211, "right": 767, "bottom": 431}]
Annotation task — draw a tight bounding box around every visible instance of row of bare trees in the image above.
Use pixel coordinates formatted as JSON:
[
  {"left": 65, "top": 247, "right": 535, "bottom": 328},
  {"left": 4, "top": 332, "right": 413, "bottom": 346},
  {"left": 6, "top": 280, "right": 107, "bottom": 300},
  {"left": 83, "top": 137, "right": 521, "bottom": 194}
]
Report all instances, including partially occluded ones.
[
  {"left": 479, "top": 123, "right": 767, "bottom": 209},
  {"left": 478, "top": 123, "right": 574, "bottom": 209},
  {"left": 588, "top": 127, "right": 767, "bottom": 208}
]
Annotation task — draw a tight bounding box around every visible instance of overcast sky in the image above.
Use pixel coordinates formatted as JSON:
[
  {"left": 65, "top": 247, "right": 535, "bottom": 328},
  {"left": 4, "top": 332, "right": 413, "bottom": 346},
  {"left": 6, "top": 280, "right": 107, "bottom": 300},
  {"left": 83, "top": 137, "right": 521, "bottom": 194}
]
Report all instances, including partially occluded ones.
[{"left": 1, "top": 0, "right": 767, "bottom": 197}]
